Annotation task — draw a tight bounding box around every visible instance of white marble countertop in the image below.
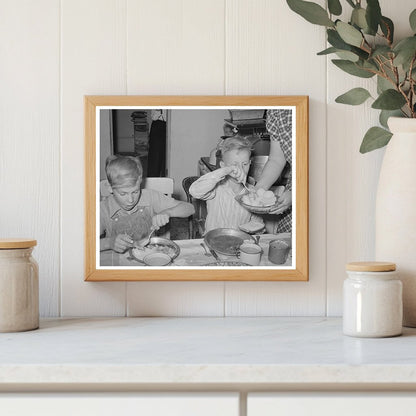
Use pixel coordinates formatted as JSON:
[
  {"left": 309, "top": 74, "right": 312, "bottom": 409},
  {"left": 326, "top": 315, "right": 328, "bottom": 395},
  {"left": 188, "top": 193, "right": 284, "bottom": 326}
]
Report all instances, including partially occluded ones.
[{"left": 1, "top": 317, "right": 416, "bottom": 389}]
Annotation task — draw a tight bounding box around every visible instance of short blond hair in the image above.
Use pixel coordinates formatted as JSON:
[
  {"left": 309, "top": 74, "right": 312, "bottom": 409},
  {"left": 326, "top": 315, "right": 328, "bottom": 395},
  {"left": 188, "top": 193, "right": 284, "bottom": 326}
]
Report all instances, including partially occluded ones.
[
  {"left": 105, "top": 155, "right": 143, "bottom": 188},
  {"left": 217, "top": 136, "right": 252, "bottom": 162}
]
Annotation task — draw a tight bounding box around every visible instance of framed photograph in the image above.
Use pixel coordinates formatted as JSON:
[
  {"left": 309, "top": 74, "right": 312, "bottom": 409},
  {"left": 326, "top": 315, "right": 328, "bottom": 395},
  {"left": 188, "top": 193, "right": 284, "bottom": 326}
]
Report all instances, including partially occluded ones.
[{"left": 85, "top": 96, "right": 308, "bottom": 281}]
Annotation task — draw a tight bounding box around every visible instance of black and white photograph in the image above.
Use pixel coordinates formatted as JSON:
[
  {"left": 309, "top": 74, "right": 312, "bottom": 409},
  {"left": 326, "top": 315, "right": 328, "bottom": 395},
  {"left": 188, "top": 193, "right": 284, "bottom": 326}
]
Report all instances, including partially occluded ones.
[
  {"left": 84, "top": 95, "right": 308, "bottom": 281},
  {"left": 98, "top": 107, "right": 294, "bottom": 269}
]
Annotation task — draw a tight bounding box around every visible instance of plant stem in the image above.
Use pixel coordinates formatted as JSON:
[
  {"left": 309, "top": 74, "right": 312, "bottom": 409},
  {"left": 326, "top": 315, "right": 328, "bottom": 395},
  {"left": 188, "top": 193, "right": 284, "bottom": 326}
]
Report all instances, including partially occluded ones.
[
  {"left": 379, "top": 20, "right": 393, "bottom": 48},
  {"left": 391, "top": 58, "right": 400, "bottom": 86},
  {"left": 376, "top": 56, "right": 399, "bottom": 89},
  {"left": 397, "top": 80, "right": 412, "bottom": 118}
]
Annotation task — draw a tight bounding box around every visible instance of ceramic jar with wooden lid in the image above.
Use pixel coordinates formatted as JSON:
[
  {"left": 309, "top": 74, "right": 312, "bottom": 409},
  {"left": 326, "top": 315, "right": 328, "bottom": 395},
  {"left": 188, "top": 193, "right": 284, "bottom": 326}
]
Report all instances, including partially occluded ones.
[
  {"left": 0, "top": 239, "right": 39, "bottom": 332},
  {"left": 343, "top": 261, "right": 402, "bottom": 338}
]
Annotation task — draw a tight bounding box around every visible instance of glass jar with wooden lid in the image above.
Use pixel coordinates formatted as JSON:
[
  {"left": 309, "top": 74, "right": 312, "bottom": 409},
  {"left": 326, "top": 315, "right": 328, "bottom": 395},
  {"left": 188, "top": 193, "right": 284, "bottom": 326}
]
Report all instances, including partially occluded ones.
[
  {"left": 343, "top": 261, "right": 402, "bottom": 338},
  {"left": 0, "top": 239, "right": 38, "bottom": 332}
]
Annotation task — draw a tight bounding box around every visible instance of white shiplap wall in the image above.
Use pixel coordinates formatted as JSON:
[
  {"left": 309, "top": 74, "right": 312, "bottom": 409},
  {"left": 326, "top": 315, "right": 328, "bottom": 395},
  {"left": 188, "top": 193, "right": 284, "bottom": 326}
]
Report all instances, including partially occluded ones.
[
  {"left": 1, "top": 0, "right": 412, "bottom": 317},
  {"left": 0, "top": 0, "right": 61, "bottom": 316}
]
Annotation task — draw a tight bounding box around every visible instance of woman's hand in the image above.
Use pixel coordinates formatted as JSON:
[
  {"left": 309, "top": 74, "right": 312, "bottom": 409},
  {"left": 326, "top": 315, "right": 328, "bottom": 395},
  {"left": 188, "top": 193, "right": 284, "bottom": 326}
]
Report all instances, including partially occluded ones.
[
  {"left": 152, "top": 213, "right": 170, "bottom": 230},
  {"left": 269, "top": 189, "right": 292, "bottom": 215}
]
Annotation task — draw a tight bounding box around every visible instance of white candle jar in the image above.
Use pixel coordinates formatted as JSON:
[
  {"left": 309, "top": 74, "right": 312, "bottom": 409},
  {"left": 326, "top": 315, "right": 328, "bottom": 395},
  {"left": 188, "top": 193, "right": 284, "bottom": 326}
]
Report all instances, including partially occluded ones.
[
  {"left": 343, "top": 262, "right": 402, "bottom": 338},
  {"left": 0, "top": 239, "right": 39, "bottom": 332}
]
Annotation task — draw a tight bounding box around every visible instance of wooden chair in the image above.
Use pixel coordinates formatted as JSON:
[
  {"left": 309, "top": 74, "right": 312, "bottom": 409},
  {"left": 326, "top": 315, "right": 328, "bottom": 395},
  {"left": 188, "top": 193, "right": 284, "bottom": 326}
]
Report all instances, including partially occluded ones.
[
  {"left": 142, "top": 177, "right": 174, "bottom": 197},
  {"left": 182, "top": 176, "right": 206, "bottom": 239}
]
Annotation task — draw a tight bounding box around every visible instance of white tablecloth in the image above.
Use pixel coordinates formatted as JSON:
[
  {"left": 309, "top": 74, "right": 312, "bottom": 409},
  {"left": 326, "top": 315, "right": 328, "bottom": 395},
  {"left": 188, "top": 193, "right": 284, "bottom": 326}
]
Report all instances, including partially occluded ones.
[{"left": 101, "top": 233, "right": 292, "bottom": 267}]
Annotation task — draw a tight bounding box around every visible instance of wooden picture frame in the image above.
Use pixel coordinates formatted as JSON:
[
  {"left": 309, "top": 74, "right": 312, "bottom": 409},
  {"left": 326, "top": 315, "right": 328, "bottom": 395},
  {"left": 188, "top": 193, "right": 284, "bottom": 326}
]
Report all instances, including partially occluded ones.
[{"left": 85, "top": 96, "right": 308, "bottom": 281}]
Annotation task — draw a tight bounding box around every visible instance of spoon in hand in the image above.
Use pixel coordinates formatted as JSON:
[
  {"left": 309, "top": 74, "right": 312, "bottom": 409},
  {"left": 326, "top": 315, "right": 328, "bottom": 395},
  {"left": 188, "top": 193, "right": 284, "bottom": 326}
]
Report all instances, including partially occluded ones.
[
  {"left": 142, "top": 226, "right": 157, "bottom": 247},
  {"left": 135, "top": 226, "right": 157, "bottom": 250},
  {"left": 241, "top": 182, "right": 251, "bottom": 193}
]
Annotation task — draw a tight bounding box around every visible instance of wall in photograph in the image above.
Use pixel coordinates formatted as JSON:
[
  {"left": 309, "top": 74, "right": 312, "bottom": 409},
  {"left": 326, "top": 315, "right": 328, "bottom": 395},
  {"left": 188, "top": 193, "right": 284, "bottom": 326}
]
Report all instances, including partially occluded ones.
[
  {"left": 1, "top": 0, "right": 413, "bottom": 317},
  {"left": 169, "top": 109, "right": 228, "bottom": 200},
  {"left": 100, "top": 110, "right": 112, "bottom": 181}
]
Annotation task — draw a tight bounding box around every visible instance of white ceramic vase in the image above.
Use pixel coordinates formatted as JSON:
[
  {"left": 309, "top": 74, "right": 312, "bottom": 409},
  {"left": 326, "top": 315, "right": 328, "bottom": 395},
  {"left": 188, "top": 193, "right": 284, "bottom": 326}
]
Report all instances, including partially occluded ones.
[{"left": 375, "top": 117, "right": 416, "bottom": 327}]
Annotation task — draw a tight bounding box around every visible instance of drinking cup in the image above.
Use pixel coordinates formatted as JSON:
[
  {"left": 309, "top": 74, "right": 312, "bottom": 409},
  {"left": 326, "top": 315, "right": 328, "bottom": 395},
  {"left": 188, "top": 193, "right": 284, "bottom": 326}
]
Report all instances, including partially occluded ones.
[
  {"left": 268, "top": 239, "right": 290, "bottom": 265},
  {"left": 239, "top": 242, "right": 262, "bottom": 266}
]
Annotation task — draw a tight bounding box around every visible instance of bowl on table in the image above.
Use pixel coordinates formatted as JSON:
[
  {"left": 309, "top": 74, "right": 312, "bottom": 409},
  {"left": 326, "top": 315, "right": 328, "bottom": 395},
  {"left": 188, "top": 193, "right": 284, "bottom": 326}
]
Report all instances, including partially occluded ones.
[
  {"left": 204, "top": 228, "right": 255, "bottom": 256},
  {"left": 129, "top": 237, "right": 180, "bottom": 265},
  {"left": 143, "top": 252, "right": 172, "bottom": 266}
]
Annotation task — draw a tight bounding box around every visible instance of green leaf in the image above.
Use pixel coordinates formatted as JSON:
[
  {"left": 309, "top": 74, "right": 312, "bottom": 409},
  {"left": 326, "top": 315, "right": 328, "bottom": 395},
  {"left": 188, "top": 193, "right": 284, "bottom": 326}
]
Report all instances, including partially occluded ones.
[
  {"left": 332, "top": 59, "right": 375, "bottom": 78},
  {"left": 379, "top": 110, "right": 402, "bottom": 129},
  {"left": 317, "top": 46, "right": 338, "bottom": 55},
  {"left": 336, "top": 21, "right": 363, "bottom": 47},
  {"left": 372, "top": 89, "right": 407, "bottom": 110},
  {"left": 375, "top": 63, "right": 402, "bottom": 95},
  {"left": 317, "top": 46, "right": 358, "bottom": 61},
  {"left": 351, "top": 7, "right": 369, "bottom": 32},
  {"left": 371, "top": 46, "right": 392, "bottom": 58},
  {"left": 335, "top": 50, "right": 359, "bottom": 62},
  {"left": 327, "top": 29, "right": 369, "bottom": 59},
  {"left": 328, "top": 0, "right": 342, "bottom": 16},
  {"left": 335, "top": 87, "right": 371, "bottom": 105},
  {"left": 366, "top": 0, "right": 382, "bottom": 35},
  {"left": 393, "top": 36, "right": 416, "bottom": 71},
  {"left": 377, "top": 75, "right": 393, "bottom": 94},
  {"left": 410, "top": 9, "right": 416, "bottom": 32},
  {"left": 327, "top": 28, "right": 348, "bottom": 49},
  {"left": 360, "top": 127, "right": 392, "bottom": 153},
  {"left": 380, "top": 16, "right": 394, "bottom": 44},
  {"left": 362, "top": 59, "right": 379, "bottom": 71},
  {"left": 286, "top": 0, "right": 334, "bottom": 27}
]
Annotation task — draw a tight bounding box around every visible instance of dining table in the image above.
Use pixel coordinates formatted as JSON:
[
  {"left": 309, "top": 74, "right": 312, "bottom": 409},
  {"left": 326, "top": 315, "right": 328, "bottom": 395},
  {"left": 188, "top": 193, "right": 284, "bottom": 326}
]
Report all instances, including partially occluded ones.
[{"left": 100, "top": 233, "right": 292, "bottom": 267}]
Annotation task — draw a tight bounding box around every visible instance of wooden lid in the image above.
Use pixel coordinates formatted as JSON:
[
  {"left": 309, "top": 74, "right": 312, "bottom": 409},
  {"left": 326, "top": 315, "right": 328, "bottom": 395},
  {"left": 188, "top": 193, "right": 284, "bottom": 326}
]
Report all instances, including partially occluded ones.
[
  {"left": 346, "top": 261, "right": 396, "bottom": 272},
  {"left": 0, "top": 239, "right": 37, "bottom": 249}
]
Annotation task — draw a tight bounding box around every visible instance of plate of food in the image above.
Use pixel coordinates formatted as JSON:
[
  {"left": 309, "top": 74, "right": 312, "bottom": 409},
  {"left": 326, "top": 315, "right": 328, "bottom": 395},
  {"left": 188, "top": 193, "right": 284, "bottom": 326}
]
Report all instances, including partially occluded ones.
[
  {"left": 129, "top": 237, "right": 180, "bottom": 264},
  {"left": 235, "top": 187, "right": 283, "bottom": 214},
  {"left": 204, "top": 228, "right": 255, "bottom": 256}
]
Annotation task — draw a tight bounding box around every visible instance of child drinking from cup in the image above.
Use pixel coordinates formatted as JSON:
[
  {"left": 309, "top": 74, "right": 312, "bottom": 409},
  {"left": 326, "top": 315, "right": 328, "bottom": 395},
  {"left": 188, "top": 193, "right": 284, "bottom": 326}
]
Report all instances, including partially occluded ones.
[{"left": 190, "top": 136, "right": 263, "bottom": 233}]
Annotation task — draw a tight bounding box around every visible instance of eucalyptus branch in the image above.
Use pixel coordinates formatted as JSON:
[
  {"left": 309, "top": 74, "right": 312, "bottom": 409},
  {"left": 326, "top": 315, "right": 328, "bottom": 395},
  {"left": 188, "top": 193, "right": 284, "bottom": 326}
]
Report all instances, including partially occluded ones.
[
  {"left": 374, "top": 57, "right": 401, "bottom": 91},
  {"left": 397, "top": 82, "right": 413, "bottom": 117},
  {"left": 378, "top": 22, "right": 393, "bottom": 48},
  {"left": 390, "top": 58, "right": 400, "bottom": 86},
  {"left": 286, "top": 0, "right": 416, "bottom": 151},
  {"left": 377, "top": 54, "right": 392, "bottom": 66},
  {"left": 357, "top": 64, "right": 382, "bottom": 78},
  {"left": 374, "top": 56, "right": 385, "bottom": 73}
]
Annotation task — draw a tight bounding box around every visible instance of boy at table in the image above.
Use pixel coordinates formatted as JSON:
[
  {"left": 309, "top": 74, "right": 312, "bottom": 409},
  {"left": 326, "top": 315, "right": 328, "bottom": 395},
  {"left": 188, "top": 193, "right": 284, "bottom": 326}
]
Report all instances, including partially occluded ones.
[
  {"left": 100, "top": 155, "right": 194, "bottom": 253},
  {"left": 189, "top": 136, "right": 263, "bottom": 233}
]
